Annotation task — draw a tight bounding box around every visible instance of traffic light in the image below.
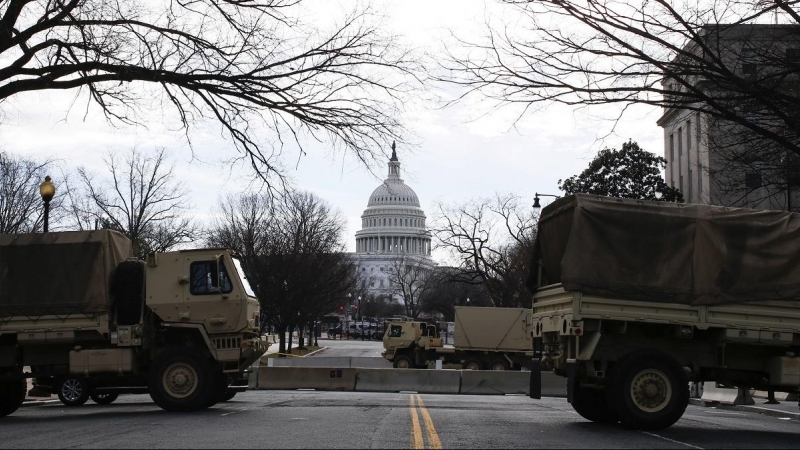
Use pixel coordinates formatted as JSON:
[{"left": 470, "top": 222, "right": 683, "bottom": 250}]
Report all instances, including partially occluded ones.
[{"left": 339, "top": 305, "right": 344, "bottom": 311}]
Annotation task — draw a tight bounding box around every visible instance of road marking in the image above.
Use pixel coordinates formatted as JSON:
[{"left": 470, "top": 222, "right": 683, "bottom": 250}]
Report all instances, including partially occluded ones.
[
  {"left": 640, "top": 431, "right": 704, "bottom": 449},
  {"left": 415, "top": 395, "right": 442, "bottom": 449},
  {"left": 410, "top": 395, "right": 424, "bottom": 449}
]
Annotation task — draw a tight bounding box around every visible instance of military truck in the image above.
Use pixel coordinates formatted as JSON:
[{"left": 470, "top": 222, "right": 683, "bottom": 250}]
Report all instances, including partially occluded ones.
[
  {"left": 0, "top": 230, "right": 268, "bottom": 417},
  {"left": 382, "top": 306, "right": 533, "bottom": 370},
  {"left": 529, "top": 194, "right": 800, "bottom": 430}
]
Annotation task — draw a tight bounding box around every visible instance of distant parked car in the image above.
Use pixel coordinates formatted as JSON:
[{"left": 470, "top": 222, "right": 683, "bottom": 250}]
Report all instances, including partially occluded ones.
[{"left": 327, "top": 325, "right": 343, "bottom": 338}]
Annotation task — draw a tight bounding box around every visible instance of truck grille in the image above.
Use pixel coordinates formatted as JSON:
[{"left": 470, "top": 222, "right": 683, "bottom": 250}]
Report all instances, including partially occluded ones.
[{"left": 213, "top": 337, "right": 242, "bottom": 350}]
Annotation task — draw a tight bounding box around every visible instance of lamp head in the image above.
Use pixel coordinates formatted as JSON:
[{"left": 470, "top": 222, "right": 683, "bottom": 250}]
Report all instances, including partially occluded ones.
[{"left": 39, "top": 176, "right": 56, "bottom": 202}]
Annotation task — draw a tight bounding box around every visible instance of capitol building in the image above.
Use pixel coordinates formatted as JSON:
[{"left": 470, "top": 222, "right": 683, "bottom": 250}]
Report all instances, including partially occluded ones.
[{"left": 350, "top": 145, "right": 435, "bottom": 302}]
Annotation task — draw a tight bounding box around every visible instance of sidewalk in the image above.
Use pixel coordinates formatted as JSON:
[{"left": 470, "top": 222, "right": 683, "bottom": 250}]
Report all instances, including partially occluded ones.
[{"left": 690, "top": 398, "right": 800, "bottom": 420}]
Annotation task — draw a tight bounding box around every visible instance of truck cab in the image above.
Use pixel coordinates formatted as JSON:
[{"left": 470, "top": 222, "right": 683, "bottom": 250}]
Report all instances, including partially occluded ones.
[{"left": 382, "top": 321, "right": 442, "bottom": 368}]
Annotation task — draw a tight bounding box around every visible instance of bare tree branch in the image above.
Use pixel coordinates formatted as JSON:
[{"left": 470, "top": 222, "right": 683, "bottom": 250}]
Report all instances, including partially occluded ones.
[{"left": 0, "top": 1, "right": 424, "bottom": 193}]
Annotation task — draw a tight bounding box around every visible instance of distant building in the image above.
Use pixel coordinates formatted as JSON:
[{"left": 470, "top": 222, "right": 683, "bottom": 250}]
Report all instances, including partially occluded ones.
[
  {"left": 657, "top": 24, "right": 800, "bottom": 210},
  {"left": 348, "top": 144, "right": 435, "bottom": 309}
]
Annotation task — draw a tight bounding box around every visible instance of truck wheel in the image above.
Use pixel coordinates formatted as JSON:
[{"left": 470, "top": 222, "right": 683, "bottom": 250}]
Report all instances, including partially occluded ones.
[
  {"left": 57, "top": 376, "right": 90, "bottom": 406},
  {"left": 489, "top": 359, "right": 510, "bottom": 371},
  {"left": 571, "top": 387, "right": 619, "bottom": 424},
  {"left": 463, "top": 359, "right": 483, "bottom": 370},
  {"left": 148, "top": 347, "right": 216, "bottom": 412},
  {"left": 222, "top": 390, "right": 237, "bottom": 402},
  {"left": 0, "top": 380, "right": 26, "bottom": 418},
  {"left": 91, "top": 392, "right": 119, "bottom": 405},
  {"left": 393, "top": 355, "right": 414, "bottom": 369},
  {"left": 609, "top": 351, "right": 689, "bottom": 430}
]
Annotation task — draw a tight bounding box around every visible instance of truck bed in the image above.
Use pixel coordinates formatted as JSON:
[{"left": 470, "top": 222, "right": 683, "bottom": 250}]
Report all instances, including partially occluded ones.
[{"left": 533, "top": 284, "right": 800, "bottom": 333}]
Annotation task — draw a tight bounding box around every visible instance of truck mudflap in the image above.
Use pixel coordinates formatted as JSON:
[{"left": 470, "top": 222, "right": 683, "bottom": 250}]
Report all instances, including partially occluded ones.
[
  {"left": 530, "top": 337, "right": 544, "bottom": 400},
  {"left": 566, "top": 360, "right": 577, "bottom": 404},
  {"left": 529, "top": 360, "right": 542, "bottom": 400}
]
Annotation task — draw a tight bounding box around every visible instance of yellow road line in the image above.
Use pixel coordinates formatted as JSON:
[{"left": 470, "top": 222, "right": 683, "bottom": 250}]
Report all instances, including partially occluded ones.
[
  {"left": 410, "top": 394, "right": 424, "bottom": 449},
  {"left": 415, "top": 395, "right": 442, "bottom": 449}
]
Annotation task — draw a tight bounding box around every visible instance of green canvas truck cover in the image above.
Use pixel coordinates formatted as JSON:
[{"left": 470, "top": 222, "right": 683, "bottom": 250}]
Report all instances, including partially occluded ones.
[
  {"left": 0, "top": 230, "right": 132, "bottom": 317},
  {"left": 532, "top": 194, "right": 800, "bottom": 306}
]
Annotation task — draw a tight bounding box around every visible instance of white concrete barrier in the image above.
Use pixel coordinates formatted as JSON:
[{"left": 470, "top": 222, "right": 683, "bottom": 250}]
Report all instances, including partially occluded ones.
[
  {"left": 700, "top": 383, "right": 754, "bottom": 405},
  {"left": 268, "top": 357, "right": 351, "bottom": 368},
  {"left": 349, "top": 357, "right": 392, "bottom": 369},
  {"left": 256, "top": 367, "right": 357, "bottom": 391},
  {"left": 752, "top": 390, "right": 798, "bottom": 401},
  {"left": 460, "top": 371, "right": 529, "bottom": 395},
  {"left": 355, "top": 368, "right": 461, "bottom": 394}
]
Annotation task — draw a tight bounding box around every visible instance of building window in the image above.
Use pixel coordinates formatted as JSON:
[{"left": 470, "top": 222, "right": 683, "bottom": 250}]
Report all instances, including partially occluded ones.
[
  {"left": 687, "top": 121, "right": 692, "bottom": 150},
  {"left": 742, "top": 48, "right": 757, "bottom": 75},
  {"left": 745, "top": 162, "right": 764, "bottom": 189},
  {"left": 678, "top": 127, "right": 683, "bottom": 161},
  {"left": 669, "top": 134, "right": 675, "bottom": 184},
  {"left": 698, "top": 164, "right": 703, "bottom": 194},
  {"left": 688, "top": 169, "right": 693, "bottom": 201}
]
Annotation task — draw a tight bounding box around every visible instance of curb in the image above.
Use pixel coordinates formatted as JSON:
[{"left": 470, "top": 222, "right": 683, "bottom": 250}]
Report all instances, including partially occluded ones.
[
  {"left": 21, "top": 399, "right": 59, "bottom": 407},
  {"left": 689, "top": 398, "right": 800, "bottom": 420}
]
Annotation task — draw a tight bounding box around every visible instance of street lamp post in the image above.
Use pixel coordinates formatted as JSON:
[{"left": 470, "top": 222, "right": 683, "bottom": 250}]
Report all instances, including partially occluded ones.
[
  {"left": 358, "top": 296, "right": 363, "bottom": 341},
  {"left": 345, "top": 293, "right": 352, "bottom": 340},
  {"left": 39, "top": 176, "right": 56, "bottom": 232},
  {"left": 532, "top": 192, "right": 560, "bottom": 210}
]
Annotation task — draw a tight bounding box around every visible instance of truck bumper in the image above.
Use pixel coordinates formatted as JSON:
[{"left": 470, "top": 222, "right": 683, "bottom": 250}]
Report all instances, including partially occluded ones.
[{"left": 239, "top": 337, "right": 268, "bottom": 371}]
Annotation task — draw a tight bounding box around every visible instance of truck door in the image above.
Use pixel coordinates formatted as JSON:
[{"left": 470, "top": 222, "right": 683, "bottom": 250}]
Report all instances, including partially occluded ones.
[{"left": 183, "top": 256, "right": 243, "bottom": 333}]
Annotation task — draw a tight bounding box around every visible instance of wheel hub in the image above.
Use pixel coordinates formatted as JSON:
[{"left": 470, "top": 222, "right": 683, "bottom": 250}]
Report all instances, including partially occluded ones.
[
  {"left": 163, "top": 362, "right": 198, "bottom": 398},
  {"left": 62, "top": 379, "right": 83, "bottom": 402},
  {"left": 630, "top": 369, "right": 672, "bottom": 413}
]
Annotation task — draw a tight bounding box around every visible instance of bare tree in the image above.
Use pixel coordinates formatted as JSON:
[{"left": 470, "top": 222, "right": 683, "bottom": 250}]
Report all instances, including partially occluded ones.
[
  {"left": 206, "top": 190, "right": 356, "bottom": 354},
  {"left": 417, "top": 266, "right": 493, "bottom": 321},
  {"left": 441, "top": 1, "right": 799, "bottom": 158},
  {"left": 0, "top": 151, "right": 54, "bottom": 233},
  {"left": 69, "top": 147, "right": 196, "bottom": 258},
  {"left": 0, "top": 1, "right": 422, "bottom": 191},
  {"left": 385, "top": 255, "right": 435, "bottom": 319},
  {"left": 430, "top": 193, "right": 536, "bottom": 308}
]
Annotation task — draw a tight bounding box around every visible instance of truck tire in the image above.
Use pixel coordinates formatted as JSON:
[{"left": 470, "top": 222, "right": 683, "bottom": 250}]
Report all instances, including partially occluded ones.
[
  {"left": 148, "top": 347, "right": 216, "bottom": 412},
  {"left": 393, "top": 354, "right": 414, "bottom": 369},
  {"left": 57, "top": 376, "right": 90, "bottom": 406},
  {"left": 222, "top": 390, "right": 237, "bottom": 402},
  {"left": 571, "top": 387, "right": 619, "bottom": 424},
  {"left": 111, "top": 260, "right": 145, "bottom": 326},
  {"left": 91, "top": 392, "right": 119, "bottom": 405},
  {"left": 608, "top": 350, "right": 689, "bottom": 430},
  {"left": 0, "top": 380, "right": 26, "bottom": 418},
  {"left": 489, "top": 359, "right": 510, "bottom": 371},
  {"left": 463, "top": 359, "right": 483, "bottom": 370}
]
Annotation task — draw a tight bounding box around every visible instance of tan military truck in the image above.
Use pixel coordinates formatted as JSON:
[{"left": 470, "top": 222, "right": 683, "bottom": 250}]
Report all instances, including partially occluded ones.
[
  {"left": 529, "top": 194, "right": 800, "bottom": 430},
  {"left": 382, "top": 306, "right": 533, "bottom": 370},
  {"left": 0, "top": 230, "right": 268, "bottom": 417}
]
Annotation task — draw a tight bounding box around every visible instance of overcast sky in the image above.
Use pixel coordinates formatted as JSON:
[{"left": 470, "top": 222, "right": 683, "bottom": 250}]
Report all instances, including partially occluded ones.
[{"left": 1, "top": 0, "right": 666, "bottom": 264}]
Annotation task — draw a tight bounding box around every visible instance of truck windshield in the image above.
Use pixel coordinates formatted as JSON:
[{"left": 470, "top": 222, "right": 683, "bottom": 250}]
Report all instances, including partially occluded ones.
[{"left": 232, "top": 257, "right": 256, "bottom": 298}]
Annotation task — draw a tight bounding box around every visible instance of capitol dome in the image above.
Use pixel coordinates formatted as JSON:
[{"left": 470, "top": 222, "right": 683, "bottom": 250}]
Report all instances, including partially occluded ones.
[
  {"left": 348, "top": 143, "right": 434, "bottom": 306},
  {"left": 354, "top": 144, "right": 432, "bottom": 257}
]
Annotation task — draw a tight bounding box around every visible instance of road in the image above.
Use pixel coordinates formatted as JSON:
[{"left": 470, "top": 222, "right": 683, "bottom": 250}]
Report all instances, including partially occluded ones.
[{"left": 4, "top": 339, "right": 799, "bottom": 449}]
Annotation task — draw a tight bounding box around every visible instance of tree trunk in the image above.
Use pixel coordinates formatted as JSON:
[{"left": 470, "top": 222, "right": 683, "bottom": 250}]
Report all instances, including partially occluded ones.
[{"left": 278, "top": 325, "right": 287, "bottom": 356}]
